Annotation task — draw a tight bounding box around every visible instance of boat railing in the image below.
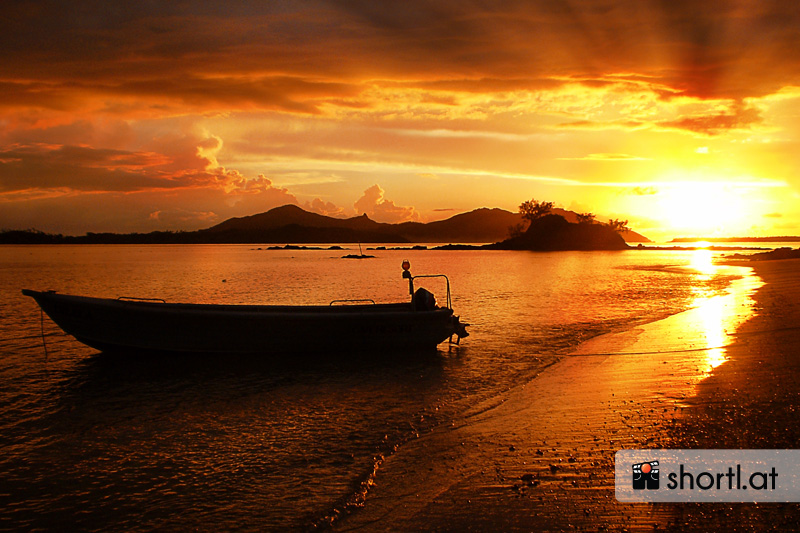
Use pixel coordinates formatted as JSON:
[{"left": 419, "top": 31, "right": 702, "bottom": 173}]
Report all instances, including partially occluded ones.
[
  {"left": 408, "top": 274, "right": 452, "bottom": 310},
  {"left": 329, "top": 298, "right": 376, "bottom": 306},
  {"left": 118, "top": 296, "right": 167, "bottom": 303}
]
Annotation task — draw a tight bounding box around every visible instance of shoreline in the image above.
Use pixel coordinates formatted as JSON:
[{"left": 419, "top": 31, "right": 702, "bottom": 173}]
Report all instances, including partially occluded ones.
[
  {"left": 333, "top": 259, "right": 800, "bottom": 531},
  {"left": 665, "top": 258, "right": 800, "bottom": 528}
]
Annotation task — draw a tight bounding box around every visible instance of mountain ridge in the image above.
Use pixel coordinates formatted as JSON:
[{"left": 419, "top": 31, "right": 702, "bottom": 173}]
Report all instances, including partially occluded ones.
[
  {"left": 0, "top": 204, "right": 652, "bottom": 244},
  {"left": 201, "top": 204, "right": 651, "bottom": 244}
]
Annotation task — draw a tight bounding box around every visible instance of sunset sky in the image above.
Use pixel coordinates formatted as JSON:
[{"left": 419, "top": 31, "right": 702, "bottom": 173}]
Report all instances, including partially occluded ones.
[{"left": 2, "top": 1, "right": 800, "bottom": 240}]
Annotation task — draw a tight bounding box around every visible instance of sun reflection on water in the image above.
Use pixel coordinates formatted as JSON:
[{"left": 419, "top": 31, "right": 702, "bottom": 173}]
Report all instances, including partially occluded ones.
[
  {"left": 694, "top": 294, "right": 729, "bottom": 373},
  {"left": 688, "top": 248, "right": 728, "bottom": 373},
  {"left": 689, "top": 247, "right": 715, "bottom": 277},
  {"left": 687, "top": 248, "right": 763, "bottom": 377}
]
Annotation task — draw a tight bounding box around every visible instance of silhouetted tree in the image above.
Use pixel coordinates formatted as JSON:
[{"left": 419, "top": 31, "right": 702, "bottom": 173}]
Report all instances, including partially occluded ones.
[
  {"left": 607, "top": 218, "right": 629, "bottom": 233},
  {"left": 507, "top": 222, "right": 527, "bottom": 238},
  {"left": 576, "top": 212, "right": 596, "bottom": 224},
  {"left": 519, "top": 199, "right": 554, "bottom": 222}
]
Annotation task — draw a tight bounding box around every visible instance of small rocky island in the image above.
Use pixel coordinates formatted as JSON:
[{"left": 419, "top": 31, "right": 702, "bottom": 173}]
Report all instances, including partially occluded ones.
[{"left": 490, "top": 213, "right": 630, "bottom": 251}]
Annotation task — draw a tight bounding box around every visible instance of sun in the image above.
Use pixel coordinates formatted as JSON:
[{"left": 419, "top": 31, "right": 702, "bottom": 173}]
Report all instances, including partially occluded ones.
[{"left": 655, "top": 181, "right": 748, "bottom": 236}]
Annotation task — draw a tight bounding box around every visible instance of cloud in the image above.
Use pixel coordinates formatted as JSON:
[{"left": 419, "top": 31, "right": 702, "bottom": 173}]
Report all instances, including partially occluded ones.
[
  {"left": 556, "top": 120, "right": 648, "bottom": 131},
  {"left": 0, "top": 132, "right": 292, "bottom": 199},
  {"left": 148, "top": 209, "right": 217, "bottom": 226},
  {"left": 630, "top": 186, "right": 658, "bottom": 196},
  {"left": 353, "top": 184, "right": 420, "bottom": 223},
  {"left": 764, "top": 212, "right": 783, "bottom": 218},
  {"left": 221, "top": 174, "right": 298, "bottom": 211},
  {"left": 0, "top": 172, "right": 299, "bottom": 234},
  {"left": 0, "top": 143, "right": 177, "bottom": 192},
  {"left": 4, "top": 0, "right": 800, "bottom": 122},
  {"left": 0, "top": 131, "right": 299, "bottom": 232},
  {"left": 303, "top": 197, "right": 348, "bottom": 218},
  {"left": 556, "top": 100, "right": 764, "bottom": 136},
  {"left": 557, "top": 153, "right": 650, "bottom": 161},
  {"left": 658, "top": 104, "right": 763, "bottom": 135}
]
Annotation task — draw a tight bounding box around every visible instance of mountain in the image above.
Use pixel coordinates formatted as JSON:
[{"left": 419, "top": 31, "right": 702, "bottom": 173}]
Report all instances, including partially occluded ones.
[
  {"left": 492, "top": 214, "right": 630, "bottom": 251},
  {"left": 199, "top": 205, "right": 408, "bottom": 243},
  {"left": 201, "top": 205, "right": 525, "bottom": 243},
  {"left": 201, "top": 205, "right": 650, "bottom": 244},
  {"left": 394, "top": 208, "right": 523, "bottom": 243},
  {"left": 0, "top": 204, "right": 652, "bottom": 245},
  {"left": 203, "top": 204, "right": 389, "bottom": 234},
  {"left": 618, "top": 228, "right": 650, "bottom": 243}
]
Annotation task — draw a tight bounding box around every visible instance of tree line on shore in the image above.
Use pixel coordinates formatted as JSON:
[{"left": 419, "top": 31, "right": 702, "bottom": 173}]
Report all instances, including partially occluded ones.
[{"left": 508, "top": 199, "right": 629, "bottom": 238}]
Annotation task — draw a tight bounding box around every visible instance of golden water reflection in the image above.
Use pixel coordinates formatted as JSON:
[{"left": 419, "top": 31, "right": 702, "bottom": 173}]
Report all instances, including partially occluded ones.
[
  {"left": 693, "top": 294, "right": 728, "bottom": 373},
  {"left": 688, "top": 248, "right": 762, "bottom": 376},
  {"left": 689, "top": 247, "right": 714, "bottom": 277}
]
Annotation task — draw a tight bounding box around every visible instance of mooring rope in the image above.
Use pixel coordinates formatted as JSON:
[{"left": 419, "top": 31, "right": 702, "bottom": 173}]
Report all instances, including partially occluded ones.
[
  {"left": 39, "top": 307, "right": 49, "bottom": 360},
  {"left": 567, "top": 325, "right": 800, "bottom": 358}
]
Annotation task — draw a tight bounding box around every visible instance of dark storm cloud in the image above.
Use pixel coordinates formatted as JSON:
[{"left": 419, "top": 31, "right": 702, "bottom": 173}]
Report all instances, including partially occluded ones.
[
  {"left": 3, "top": 0, "right": 800, "bottom": 114},
  {"left": 0, "top": 144, "right": 177, "bottom": 192},
  {"left": 329, "top": 0, "right": 800, "bottom": 99},
  {"left": 0, "top": 140, "right": 290, "bottom": 196}
]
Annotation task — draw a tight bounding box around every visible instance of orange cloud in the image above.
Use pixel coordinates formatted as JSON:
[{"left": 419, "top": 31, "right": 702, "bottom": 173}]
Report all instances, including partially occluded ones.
[
  {"left": 354, "top": 184, "right": 420, "bottom": 223},
  {"left": 557, "top": 153, "right": 650, "bottom": 161},
  {"left": 303, "top": 198, "right": 348, "bottom": 218},
  {"left": 0, "top": 132, "right": 299, "bottom": 233},
  {"left": 658, "top": 104, "right": 763, "bottom": 135},
  {"left": 0, "top": 143, "right": 181, "bottom": 192},
  {"left": 4, "top": 1, "right": 800, "bottom": 117}
]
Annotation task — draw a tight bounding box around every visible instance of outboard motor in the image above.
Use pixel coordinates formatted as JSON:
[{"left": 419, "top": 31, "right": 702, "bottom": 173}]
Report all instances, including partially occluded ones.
[
  {"left": 413, "top": 287, "right": 436, "bottom": 311},
  {"left": 451, "top": 315, "right": 470, "bottom": 343},
  {"left": 402, "top": 260, "right": 469, "bottom": 344}
]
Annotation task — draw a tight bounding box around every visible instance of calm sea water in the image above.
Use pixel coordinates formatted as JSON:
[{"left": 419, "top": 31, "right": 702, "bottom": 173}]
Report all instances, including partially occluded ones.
[{"left": 0, "top": 245, "right": 751, "bottom": 530}]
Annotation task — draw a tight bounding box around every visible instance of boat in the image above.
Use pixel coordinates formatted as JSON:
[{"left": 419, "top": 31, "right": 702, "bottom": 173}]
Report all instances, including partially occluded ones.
[{"left": 22, "top": 262, "right": 468, "bottom": 356}]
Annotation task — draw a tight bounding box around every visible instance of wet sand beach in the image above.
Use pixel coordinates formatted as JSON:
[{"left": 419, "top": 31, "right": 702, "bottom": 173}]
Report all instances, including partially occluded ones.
[{"left": 335, "top": 259, "right": 800, "bottom": 531}]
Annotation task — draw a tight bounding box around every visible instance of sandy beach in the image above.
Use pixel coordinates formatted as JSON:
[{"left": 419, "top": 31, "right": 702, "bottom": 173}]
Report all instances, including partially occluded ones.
[{"left": 334, "top": 258, "right": 800, "bottom": 531}]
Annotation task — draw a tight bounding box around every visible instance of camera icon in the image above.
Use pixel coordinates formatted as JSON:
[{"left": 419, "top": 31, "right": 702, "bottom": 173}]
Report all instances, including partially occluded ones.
[{"left": 632, "top": 461, "right": 660, "bottom": 490}]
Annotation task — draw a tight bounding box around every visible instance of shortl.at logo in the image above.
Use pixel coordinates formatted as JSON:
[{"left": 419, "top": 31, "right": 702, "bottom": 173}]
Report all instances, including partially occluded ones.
[{"left": 632, "top": 460, "right": 659, "bottom": 490}]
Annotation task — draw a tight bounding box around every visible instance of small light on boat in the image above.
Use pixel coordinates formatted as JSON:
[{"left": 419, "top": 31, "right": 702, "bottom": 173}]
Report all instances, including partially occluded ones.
[{"left": 402, "top": 260, "right": 411, "bottom": 271}]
